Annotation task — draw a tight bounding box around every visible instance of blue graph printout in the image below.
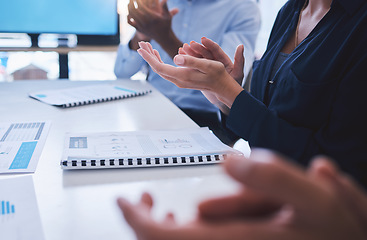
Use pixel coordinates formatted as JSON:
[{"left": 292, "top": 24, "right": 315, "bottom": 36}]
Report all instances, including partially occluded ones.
[
  {"left": 0, "top": 121, "right": 51, "bottom": 173},
  {"left": 0, "top": 176, "right": 45, "bottom": 240},
  {"left": 1, "top": 200, "right": 15, "bottom": 215}
]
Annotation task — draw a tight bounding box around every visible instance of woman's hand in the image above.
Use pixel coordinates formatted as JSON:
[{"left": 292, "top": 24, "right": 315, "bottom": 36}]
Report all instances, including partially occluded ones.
[
  {"left": 117, "top": 150, "right": 367, "bottom": 240},
  {"left": 179, "top": 37, "right": 245, "bottom": 86},
  {"left": 137, "top": 41, "right": 244, "bottom": 109},
  {"left": 178, "top": 38, "right": 246, "bottom": 113}
]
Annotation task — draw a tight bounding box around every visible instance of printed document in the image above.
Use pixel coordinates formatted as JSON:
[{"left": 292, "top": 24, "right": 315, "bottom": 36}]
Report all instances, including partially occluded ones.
[{"left": 0, "top": 121, "right": 50, "bottom": 173}]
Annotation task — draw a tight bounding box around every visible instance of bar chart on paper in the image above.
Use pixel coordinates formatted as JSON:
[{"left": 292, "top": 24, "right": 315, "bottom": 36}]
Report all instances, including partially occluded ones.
[
  {"left": 0, "top": 176, "right": 45, "bottom": 240},
  {"left": 0, "top": 121, "right": 51, "bottom": 173},
  {"left": 1, "top": 200, "right": 15, "bottom": 215}
]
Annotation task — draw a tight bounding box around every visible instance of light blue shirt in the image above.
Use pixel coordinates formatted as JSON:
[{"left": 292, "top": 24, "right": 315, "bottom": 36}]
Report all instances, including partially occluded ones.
[{"left": 114, "top": 0, "right": 260, "bottom": 112}]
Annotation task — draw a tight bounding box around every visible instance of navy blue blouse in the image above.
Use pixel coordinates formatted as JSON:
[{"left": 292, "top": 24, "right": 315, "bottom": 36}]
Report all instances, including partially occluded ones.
[{"left": 227, "top": 0, "right": 367, "bottom": 185}]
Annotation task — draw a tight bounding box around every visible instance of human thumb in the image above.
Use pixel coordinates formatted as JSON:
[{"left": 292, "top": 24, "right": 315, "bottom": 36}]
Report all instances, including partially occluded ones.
[{"left": 170, "top": 8, "right": 179, "bottom": 17}]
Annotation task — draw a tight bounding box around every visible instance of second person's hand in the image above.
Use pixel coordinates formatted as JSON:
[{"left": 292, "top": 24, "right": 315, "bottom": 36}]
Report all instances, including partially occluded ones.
[{"left": 127, "top": 0, "right": 180, "bottom": 58}]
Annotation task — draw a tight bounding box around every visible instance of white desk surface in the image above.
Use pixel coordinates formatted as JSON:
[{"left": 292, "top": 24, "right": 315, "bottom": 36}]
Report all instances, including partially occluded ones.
[{"left": 0, "top": 80, "right": 240, "bottom": 240}]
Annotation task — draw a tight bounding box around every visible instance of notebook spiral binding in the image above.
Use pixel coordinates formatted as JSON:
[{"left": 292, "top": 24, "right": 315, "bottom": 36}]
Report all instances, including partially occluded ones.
[
  {"left": 61, "top": 90, "right": 152, "bottom": 108},
  {"left": 61, "top": 154, "right": 226, "bottom": 169}
]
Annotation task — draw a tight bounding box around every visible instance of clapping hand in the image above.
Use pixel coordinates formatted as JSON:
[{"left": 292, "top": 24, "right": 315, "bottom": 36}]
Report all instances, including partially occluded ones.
[
  {"left": 128, "top": 0, "right": 178, "bottom": 41},
  {"left": 117, "top": 150, "right": 367, "bottom": 240},
  {"left": 179, "top": 37, "right": 245, "bottom": 86},
  {"left": 127, "top": 0, "right": 180, "bottom": 57},
  {"left": 178, "top": 37, "right": 246, "bottom": 114},
  {"left": 137, "top": 41, "right": 244, "bottom": 112}
]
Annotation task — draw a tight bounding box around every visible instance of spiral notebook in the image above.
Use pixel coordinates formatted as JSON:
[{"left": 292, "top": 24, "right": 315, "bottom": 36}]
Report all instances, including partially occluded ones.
[
  {"left": 29, "top": 83, "right": 152, "bottom": 108},
  {"left": 60, "top": 128, "right": 241, "bottom": 169}
]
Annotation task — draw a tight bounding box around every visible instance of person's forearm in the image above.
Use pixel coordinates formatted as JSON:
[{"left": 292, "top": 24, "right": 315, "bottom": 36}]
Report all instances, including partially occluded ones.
[
  {"left": 131, "top": 30, "right": 182, "bottom": 59},
  {"left": 129, "top": 32, "right": 151, "bottom": 51},
  {"left": 219, "top": 80, "right": 244, "bottom": 109},
  {"left": 154, "top": 30, "right": 183, "bottom": 59},
  {"left": 129, "top": 35, "right": 141, "bottom": 51},
  {"left": 226, "top": 91, "right": 318, "bottom": 161}
]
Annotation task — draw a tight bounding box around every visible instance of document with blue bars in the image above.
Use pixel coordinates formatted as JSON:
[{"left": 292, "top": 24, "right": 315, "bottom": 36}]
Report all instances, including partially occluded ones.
[
  {"left": 0, "top": 121, "right": 51, "bottom": 173},
  {"left": 0, "top": 176, "right": 45, "bottom": 240}
]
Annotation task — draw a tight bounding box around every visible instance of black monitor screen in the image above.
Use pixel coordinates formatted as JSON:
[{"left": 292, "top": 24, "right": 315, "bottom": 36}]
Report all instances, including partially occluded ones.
[{"left": 0, "top": 0, "right": 118, "bottom": 35}]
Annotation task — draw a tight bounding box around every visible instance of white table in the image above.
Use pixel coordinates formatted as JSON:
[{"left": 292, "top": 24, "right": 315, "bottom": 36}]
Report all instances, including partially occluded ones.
[{"left": 0, "top": 80, "right": 240, "bottom": 240}]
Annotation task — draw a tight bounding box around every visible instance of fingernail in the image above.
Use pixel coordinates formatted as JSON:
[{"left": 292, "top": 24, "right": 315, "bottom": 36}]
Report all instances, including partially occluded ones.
[
  {"left": 174, "top": 55, "right": 185, "bottom": 65},
  {"left": 138, "top": 41, "right": 145, "bottom": 48}
]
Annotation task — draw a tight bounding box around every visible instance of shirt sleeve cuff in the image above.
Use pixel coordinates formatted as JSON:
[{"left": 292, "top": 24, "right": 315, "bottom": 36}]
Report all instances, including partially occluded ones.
[
  {"left": 114, "top": 42, "right": 145, "bottom": 78},
  {"left": 118, "top": 43, "right": 142, "bottom": 60},
  {"left": 226, "top": 90, "right": 268, "bottom": 139}
]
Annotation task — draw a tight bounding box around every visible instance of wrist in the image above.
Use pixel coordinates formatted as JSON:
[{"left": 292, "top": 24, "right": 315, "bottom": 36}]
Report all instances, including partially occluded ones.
[
  {"left": 128, "top": 39, "right": 140, "bottom": 51},
  {"left": 155, "top": 30, "right": 182, "bottom": 59},
  {"left": 217, "top": 77, "right": 244, "bottom": 109},
  {"left": 129, "top": 32, "right": 151, "bottom": 51}
]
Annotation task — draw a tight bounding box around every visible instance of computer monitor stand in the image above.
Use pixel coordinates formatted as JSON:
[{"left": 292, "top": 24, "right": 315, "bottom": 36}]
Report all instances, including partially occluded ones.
[
  {"left": 28, "top": 33, "right": 69, "bottom": 79},
  {"left": 28, "top": 34, "right": 40, "bottom": 48}
]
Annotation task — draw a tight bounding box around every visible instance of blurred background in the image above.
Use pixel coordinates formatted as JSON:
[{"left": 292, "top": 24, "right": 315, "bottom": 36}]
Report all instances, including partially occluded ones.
[{"left": 0, "top": 0, "right": 287, "bottom": 82}]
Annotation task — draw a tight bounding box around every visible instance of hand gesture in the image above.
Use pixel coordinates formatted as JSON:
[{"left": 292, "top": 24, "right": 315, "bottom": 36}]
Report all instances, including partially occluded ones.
[
  {"left": 127, "top": 0, "right": 179, "bottom": 44},
  {"left": 117, "top": 150, "right": 367, "bottom": 240},
  {"left": 178, "top": 38, "right": 245, "bottom": 114},
  {"left": 137, "top": 41, "right": 244, "bottom": 110},
  {"left": 179, "top": 37, "right": 245, "bottom": 86}
]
